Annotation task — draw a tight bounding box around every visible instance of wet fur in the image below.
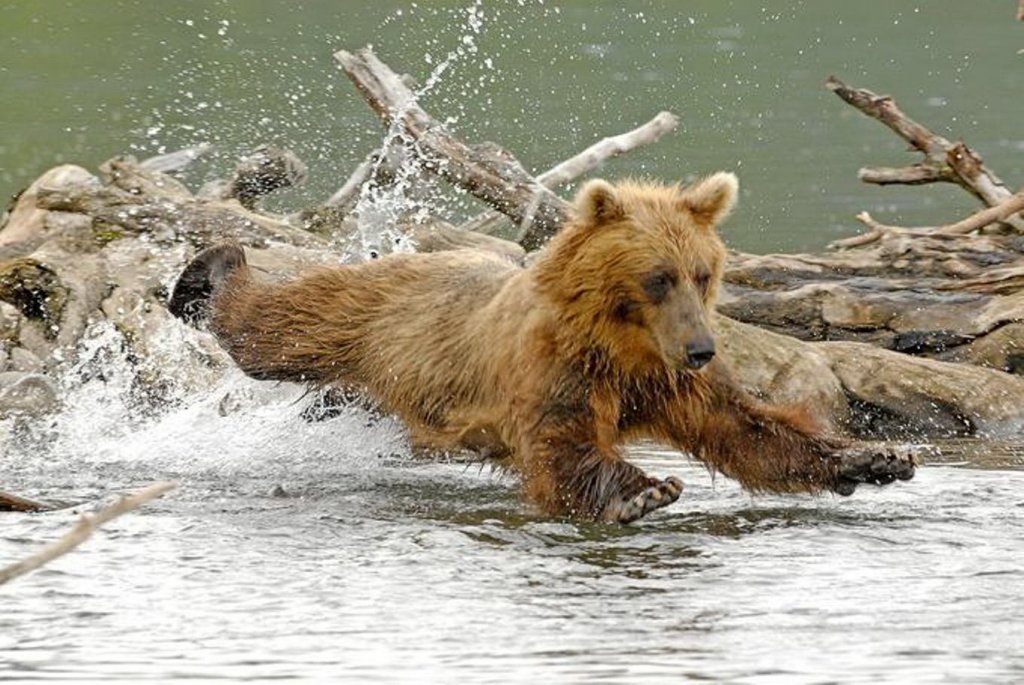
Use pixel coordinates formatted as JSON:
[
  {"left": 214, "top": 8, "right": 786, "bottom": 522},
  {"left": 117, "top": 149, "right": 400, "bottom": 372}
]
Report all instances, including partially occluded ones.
[{"left": 178, "top": 175, "right": 852, "bottom": 520}]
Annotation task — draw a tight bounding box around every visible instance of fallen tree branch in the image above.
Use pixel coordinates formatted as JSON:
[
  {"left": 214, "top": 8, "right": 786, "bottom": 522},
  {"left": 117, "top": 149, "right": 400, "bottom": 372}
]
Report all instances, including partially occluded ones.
[
  {"left": 0, "top": 482, "right": 176, "bottom": 586},
  {"left": 831, "top": 188, "right": 1024, "bottom": 248},
  {"left": 461, "top": 111, "right": 680, "bottom": 235},
  {"left": 139, "top": 143, "right": 213, "bottom": 175},
  {"left": 827, "top": 75, "right": 1024, "bottom": 231},
  {"left": 324, "top": 149, "right": 379, "bottom": 210},
  {"left": 334, "top": 47, "right": 571, "bottom": 250},
  {"left": 857, "top": 163, "right": 955, "bottom": 186},
  {"left": 0, "top": 490, "right": 49, "bottom": 513}
]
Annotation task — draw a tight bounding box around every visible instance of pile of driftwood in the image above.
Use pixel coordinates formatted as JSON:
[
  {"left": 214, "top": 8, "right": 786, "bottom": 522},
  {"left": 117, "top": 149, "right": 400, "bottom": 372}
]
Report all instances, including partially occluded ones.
[{"left": 2, "top": 45, "right": 1023, "bottom": 456}]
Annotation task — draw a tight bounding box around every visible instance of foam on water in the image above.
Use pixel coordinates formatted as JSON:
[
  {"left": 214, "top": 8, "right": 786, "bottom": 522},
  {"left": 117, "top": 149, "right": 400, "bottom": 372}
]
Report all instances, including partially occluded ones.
[
  {"left": 348, "top": 1, "right": 489, "bottom": 258},
  {"left": 1, "top": 320, "right": 413, "bottom": 497}
]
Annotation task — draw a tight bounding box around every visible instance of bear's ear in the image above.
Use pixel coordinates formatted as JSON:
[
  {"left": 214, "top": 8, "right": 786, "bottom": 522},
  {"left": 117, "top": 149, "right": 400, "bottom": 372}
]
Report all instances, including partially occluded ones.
[
  {"left": 678, "top": 172, "right": 738, "bottom": 226},
  {"left": 574, "top": 179, "right": 626, "bottom": 225}
]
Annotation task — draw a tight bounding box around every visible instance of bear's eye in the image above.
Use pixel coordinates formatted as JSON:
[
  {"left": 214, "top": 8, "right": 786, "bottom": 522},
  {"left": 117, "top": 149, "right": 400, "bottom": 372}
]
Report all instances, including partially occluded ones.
[
  {"left": 642, "top": 269, "right": 677, "bottom": 303},
  {"left": 613, "top": 297, "right": 641, "bottom": 323}
]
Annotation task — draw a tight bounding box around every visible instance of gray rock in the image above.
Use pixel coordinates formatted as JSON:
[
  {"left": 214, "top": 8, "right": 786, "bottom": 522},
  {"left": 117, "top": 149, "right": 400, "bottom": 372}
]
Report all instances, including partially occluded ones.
[
  {"left": 0, "top": 372, "right": 59, "bottom": 417},
  {"left": 0, "top": 302, "right": 20, "bottom": 343},
  {"left": 17, "top": 319, "right": 56, "bottom": 362},
  {"left": 9, "top": 347, "right": 44, "bottom": 373}
]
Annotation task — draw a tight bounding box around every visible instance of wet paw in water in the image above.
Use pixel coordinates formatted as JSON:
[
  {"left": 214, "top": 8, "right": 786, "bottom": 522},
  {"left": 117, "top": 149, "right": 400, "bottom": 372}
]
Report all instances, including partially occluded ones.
[
  {"left": 835, "top": 444, "right": 923, "bottom": 495},
  {"left": 606, "top": 476, "right": 683, "bottom": 523}
]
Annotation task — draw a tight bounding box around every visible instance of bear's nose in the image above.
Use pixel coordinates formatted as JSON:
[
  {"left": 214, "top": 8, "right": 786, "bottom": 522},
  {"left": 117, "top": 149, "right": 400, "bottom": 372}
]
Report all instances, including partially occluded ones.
[{"left": 684, "top": 339, "right": 716, "bottom": 369}]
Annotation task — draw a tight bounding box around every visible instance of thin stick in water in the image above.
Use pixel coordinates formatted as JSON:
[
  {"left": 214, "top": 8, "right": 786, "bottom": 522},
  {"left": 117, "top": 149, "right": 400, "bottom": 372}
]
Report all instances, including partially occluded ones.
[{"left": 0, "top": 482, "right": 177, "bottom": 586}]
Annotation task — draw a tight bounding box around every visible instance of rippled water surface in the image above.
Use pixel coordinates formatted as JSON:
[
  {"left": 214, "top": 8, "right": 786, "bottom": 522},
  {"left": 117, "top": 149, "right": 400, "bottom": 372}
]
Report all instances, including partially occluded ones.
[{"left": 2, "top": 368, "right": 1023, "bottom": 683}]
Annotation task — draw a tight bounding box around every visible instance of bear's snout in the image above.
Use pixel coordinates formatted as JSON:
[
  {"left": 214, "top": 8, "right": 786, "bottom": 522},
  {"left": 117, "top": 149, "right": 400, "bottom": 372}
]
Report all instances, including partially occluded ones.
[{"left": 683, "top": 338, "right": 716, "bottom": 369}]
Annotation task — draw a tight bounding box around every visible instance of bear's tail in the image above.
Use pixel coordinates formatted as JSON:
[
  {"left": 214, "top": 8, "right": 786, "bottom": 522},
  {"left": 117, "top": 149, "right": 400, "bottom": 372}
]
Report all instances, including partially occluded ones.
[{"left": 168, "top": 243, "right": 248, "bottom": 325}]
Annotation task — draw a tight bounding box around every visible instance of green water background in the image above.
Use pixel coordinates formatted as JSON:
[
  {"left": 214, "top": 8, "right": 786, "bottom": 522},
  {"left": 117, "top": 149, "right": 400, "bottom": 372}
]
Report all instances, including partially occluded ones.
[{"left": 2, "top": 0, "right": 1022, "bottom": 251}]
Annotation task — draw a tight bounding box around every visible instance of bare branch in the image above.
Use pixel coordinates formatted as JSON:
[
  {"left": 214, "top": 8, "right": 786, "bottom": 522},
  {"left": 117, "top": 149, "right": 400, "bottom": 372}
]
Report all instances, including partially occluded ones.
[
  {"left": 831, "top": 189, "right": 1024, "bottom": 248},
  {"left": 538, "top": 111, "right": 679, "bottom": 188},
  {"left": 826, "top": 76, "right": 945, "bottom": 157},
  {"left": 938, "top": 188, "right": 1024, "bottom": 235},
  {"left": 461, "top": 111, "right": 680, "bottom": 235},
  {"left": 827, "top": 76, "right": 1024, "bottom": 231},
  {"left": 0, "top": 482, "right": 176, "bottom": 586},
  {"left": 139, "top": 143, "right": 213, "bottom": 175},
  {"left": 323, "top": 149, "right": 379, "bottom": 210},
  {"left": 858, "top": 164, "right": 955, "bottom": 186}
]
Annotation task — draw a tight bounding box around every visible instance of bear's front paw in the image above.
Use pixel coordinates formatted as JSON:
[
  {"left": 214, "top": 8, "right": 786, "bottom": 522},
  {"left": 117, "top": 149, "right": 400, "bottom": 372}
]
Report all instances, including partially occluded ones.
[
  {"left": 603, "top": 476, "right": 683, "bottom": 523},
  {"left": 834, "top": 443, "right": 924, "bottom": 496}
]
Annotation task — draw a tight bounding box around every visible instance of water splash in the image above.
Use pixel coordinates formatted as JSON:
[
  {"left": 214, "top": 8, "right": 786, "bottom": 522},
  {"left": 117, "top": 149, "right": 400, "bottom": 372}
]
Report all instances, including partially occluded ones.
[
  {"left": 347, "top": 1, "right": 490, "bottom": 258},
  {"left": 1, "top": 320, "right": 410, "bottom": 490}
]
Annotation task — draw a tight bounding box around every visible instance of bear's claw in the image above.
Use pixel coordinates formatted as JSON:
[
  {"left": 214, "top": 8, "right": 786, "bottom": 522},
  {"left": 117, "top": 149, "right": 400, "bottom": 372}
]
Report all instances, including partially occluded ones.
[
  {"left": 605, "top": 476, "right": 683, "bottom": 523},
  {"left": 834, "top": 444, "right": 923, "bottom": 496}
]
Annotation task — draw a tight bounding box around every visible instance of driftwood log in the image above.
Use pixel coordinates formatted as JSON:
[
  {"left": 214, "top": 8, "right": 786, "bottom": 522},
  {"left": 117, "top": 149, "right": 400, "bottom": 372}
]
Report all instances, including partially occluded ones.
[{"left": 0, "top": 45, "right": 1022, "bottom": 441}]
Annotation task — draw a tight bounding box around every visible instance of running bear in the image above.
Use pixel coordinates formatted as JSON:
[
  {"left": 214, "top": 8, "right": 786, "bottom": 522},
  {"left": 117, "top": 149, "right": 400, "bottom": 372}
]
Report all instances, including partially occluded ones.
[{"left": 169, "top": 174, "right": 915, "bottom": 522}]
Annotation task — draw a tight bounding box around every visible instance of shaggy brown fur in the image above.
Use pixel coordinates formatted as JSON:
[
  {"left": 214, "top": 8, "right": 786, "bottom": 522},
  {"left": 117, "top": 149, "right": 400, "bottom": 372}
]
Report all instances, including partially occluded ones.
[{"left": 171, "top": 174, "right": 914, "bottom": 522}]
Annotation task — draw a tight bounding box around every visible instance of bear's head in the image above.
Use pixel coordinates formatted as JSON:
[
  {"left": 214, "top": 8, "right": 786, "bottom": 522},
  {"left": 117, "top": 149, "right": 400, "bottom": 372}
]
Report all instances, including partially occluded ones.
[{"left": 534, "top": 173, "right": 737, "bottom": 375}]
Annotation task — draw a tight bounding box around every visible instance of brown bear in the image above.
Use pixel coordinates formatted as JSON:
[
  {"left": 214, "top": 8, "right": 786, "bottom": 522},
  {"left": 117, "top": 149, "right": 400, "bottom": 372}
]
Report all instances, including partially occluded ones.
[{"left": 169, "top": 174, "right": 915, "bottom": 522}]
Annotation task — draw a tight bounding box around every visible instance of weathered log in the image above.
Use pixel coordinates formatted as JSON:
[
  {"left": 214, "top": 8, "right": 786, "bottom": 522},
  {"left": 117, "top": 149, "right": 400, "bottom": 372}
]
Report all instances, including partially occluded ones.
[
  {"left": 335, "top": 48, "right": 570, "bottom": 250},
  {"left": 32, "top": 159, "right": 324, "bottom": 250},
  {"left": 718, "top": 235, "right": 1024, "bottom": 371},
  {"left": 717, "top": 317, "right": 1024, "bottom": 438},
  {"left": 827, "top": 76, "right": 1024, "bottom": 232}
]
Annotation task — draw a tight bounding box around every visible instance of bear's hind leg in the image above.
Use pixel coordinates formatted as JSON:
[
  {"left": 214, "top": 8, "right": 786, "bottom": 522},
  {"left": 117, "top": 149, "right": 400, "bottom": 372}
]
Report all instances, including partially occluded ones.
[{"left": 168, "top": 243, "right": 247, "bottom": 325}]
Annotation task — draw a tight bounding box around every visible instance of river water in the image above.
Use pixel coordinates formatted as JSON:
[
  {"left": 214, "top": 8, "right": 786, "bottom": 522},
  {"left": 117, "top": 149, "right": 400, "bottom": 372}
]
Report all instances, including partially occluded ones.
[
  {"left": 2, "top": 364, "right": 1023, "bottom": 683},
  {"left": 3, "top": 1, "right": 1024, "bottom": 683}
]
